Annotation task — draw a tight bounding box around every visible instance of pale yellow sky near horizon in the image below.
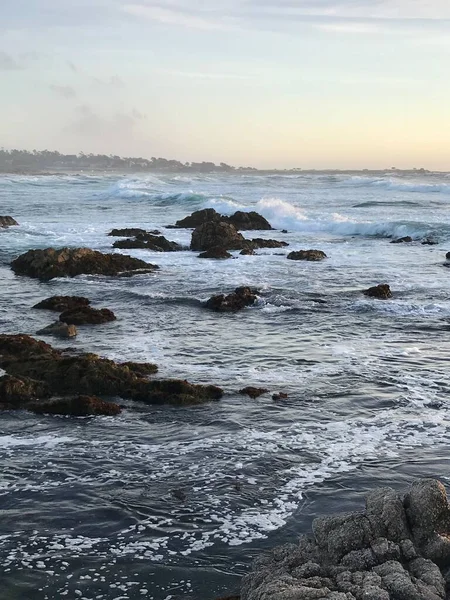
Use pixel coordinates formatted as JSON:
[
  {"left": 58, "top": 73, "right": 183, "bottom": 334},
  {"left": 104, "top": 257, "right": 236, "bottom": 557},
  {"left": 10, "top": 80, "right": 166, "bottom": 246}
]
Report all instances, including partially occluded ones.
[{"left": 1, "top": 0, "right": 450, "bottom": 169}]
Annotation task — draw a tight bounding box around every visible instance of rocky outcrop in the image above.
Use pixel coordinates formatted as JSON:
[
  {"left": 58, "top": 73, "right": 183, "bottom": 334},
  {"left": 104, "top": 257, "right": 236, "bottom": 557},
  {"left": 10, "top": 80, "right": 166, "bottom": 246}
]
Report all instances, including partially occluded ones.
[
  {"left": 227, "top": 211, "right": 273, "bottom": 231},
  {"left": 108, "top": 228, "right": 159, "bottom": 237},
  {"left": 37, "top": 321, "right": 77, "bottom": 338},
  {"left": 0, "top": 216, "right": 19, "bottom": 228},
  {"left": 198, "top": 247, "right": 232, "bottom": 259},
  {"left": 205, "top": 287, "right": 258, "bottom": 312},
  {"left": 239, "top": 387, "right": 269, "bottom": 399},
  {"left": 241, "top": 479, "right": 450, "bottom": 600},
  {"left": 0, "top": 335, "right": 223, "bottom": 406},
  {"left": 240, "top": 248, "right": 255, "bottom": 256},
  {"left": 191, "top": 222, "right": 247, "bottom": 251},
  {"left": 287, "top": 250, "right": 327, "bottom": 261},
  {"left": 33, "top": 296, "right": 90, "bottom": 312},
  {"left": 29, "top": 395, "right": 121, "bottom": 417},
  {"left": 0, "top": 374, "right": 50, "bottom": 408},
  {"left": 113, "top": 233, "right": 181, "bottom": 252},
  {"left": 250, "top": 238, "right": 288, "bottom": 249},
  {"left": 11, "top": 247, "right": 158, "bottom": 280},
  {"left": 364, "top": 284, "right": 392, "bottom": 299},
  {"left": 59, "top": 306, "right": 116, "bottom": 325},
  {"left": 172, "top": 208, "right": 222, "bottom": 229},
  {"left": 391, "top": 236, "right": 413, "bottom": 244}
]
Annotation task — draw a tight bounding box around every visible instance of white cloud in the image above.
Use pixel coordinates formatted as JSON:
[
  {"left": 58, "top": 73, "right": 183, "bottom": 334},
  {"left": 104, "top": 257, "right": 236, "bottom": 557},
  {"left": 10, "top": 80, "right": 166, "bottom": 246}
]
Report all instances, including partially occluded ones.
[
  {"left": 0, "top": 51, "right": 21, "bottom": 70},
  {"left": 49, "top": 84, "right": 77, "bottom": 98}
]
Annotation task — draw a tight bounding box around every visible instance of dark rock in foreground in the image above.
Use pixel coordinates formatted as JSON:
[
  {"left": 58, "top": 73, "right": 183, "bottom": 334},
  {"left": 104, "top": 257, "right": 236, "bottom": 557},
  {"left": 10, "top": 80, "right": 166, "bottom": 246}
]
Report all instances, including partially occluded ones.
[
  {"left": 364, "top": 284, "right": 392, "bottom": 299},
  {"left": 113, "top": 233, "right": 181, "bottom": 252},
  {"left": 11, "top": 247, "right": 158, "bottom": 280},
  {"left": 239, "top": 387, "right": 269, "bottom": 399},
  {"left": 29, "top": 395, "right": 121, "bottom": 417},
  {"left": 33, "top": 296, "right": 90, "bottom": 312},
  {"left": 59, "top": 306, "right": 116, "bottom": 325},
  {"left": 241, "top": 478, "right": 450, "bottom": 600},
  {"left": 37, "top": 321, "right": 77, "bottom": 338},
  {"left": 0, "top": 216, "right": 19, "bottom": 228},
  {"left": 191, "top": 222, "right": 247, "bottom": 251},
  {"left": 391, "top": 236, "right": 413, "bottom": 244},
  {"left": 0, "top": 335, "right": 223, "bottom": 406},
  {"left": 227, "top": 211, "right": 272, "bottom": 231},
  {"left": 205, "top": 287, "right": 258, "bottom": 312},
  {"left": 198, "top": 247, "right": 232, "bottom": 259},
  {"left": 287, "top": 250, "right": 327, "bottom": 261}
]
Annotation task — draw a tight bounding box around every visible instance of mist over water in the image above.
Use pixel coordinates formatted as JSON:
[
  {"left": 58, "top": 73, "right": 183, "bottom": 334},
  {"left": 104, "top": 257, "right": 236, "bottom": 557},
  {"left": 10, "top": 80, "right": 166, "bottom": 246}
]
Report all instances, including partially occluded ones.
[{"left": 2, "top": 171, "right": 450, "bottom": 599}]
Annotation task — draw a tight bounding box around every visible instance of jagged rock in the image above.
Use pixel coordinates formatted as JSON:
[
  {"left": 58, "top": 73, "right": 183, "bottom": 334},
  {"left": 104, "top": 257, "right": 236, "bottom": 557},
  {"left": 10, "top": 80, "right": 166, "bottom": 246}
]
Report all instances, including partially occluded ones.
[
  {"left": 11, "top": 247, "right": 158, "bottom": 280},
  {"left": 287, "top": 250, "right": 327, "bottom": 261},
  {"left": 198, "top": 247, "right": 232, "bottom": 259},
  {"left": 108, "top": 228, "right": 152, "bottom": 237},
  {"left": 241, "top": 479, "right": 450, "bottom": 600},
  {"left": 59, "top": 306, "right": 116, "bottom": 325},
  {"left": 37, "top": 321, "right": 77, "bottom": 338},
  {"left": 191, "top": 222, "right": 247, "bottom": 251},
  {"left": 33, "top": 296, "right": 90, "bottom": 312},
  {"left": 250, "top": 238, "right": 288, "bottom": 249},
  {"left": 204, "top": 287, "right": 258, "bottom": 312},
  {"left": 240, "top": 248, "right": 255, "bottom": 256},
  {"left": 0, "top": 374, "right": 50, "bottom": 407},
  {"left": 0, "top": 216, "right": 19, "bottom": 228},
  {"left": 227, "top": 211, "right": 273, "bottom": 230},
  {"left": 113, "top": 233, "right": 181, "bottom": 252},
  {"left": 239, "top": 387, "right": 269, "bottom": 399},
  {"left": 390, "top": 236, "right": 413, "bottom": 244},
  {"left": 172, "top": 208, "right": 222, "bottom": 228},
  {"left": 272, "top": 392, "right": 288, "bottom": 400},
  {"left": 0, "top": 335, "right": 223, "bottom": 406},
  {"left": 29, "top": 395, "right": 121, "bottom": 417},
  {"left": 364, "top": 284, "right": 392, "bottom": 300}
]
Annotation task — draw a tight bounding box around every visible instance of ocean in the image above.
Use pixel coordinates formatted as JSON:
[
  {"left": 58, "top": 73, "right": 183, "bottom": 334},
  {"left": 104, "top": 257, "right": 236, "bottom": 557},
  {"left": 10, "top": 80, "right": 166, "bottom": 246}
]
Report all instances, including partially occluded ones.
[{"left": 1, "top": 170, "right": 450, "bottom": 599}]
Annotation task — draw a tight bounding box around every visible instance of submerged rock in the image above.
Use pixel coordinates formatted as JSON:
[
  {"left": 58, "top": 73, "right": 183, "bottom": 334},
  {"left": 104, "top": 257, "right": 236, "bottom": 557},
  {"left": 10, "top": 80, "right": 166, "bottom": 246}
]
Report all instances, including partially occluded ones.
[
  {"left": 287, "top": 250, "right": 327, "bottom": 261},
  {"left": 390, "top": 236, "right": 413, "bottom": 244},
  {"left": 239, "top": 387, "right": 269, "bottom": 399},
  {"left": 59, "top": 306, "right": 116, "bottom": 325},
  {"left": 205, "top": 287, "right": 258, "bottom": 312},
  {"left": 198, "top": 247, "right": 232, "bottom": 259},
  {"left": 33, "top": 296, "right": 90, "bottom": 312},
  {"left": 113, "top": 233, "right": 181, "bottom": 252},
  {"left": 240, "top": 248, "right": 255, "bottom": 256},
  {"left": 37, "top": 321, "right": 78, "bottom": 338},
  {"left": 191, "top": 222, "right": 247, "bottom": 251},
  {"left": 250, "top": 238, "right": 288, "bottom": 249},
  {"left": 0, "top": 216, "right": 19, "bottom": 228},
  {"left": 11, "top": 247, "right": 158, "bottom": 280},
  {"left": 227, "top": 211, "right": 272, "bottom": 231},
  {"left": 0, "top": 334, "right": 223, "bottom": 406},
  {"left": 29, "top": 395, "right": 121, "bottom": 417},
  {"left": 364, "top": 284, "right": 392, "bottom": 299},
  {"left": 241, "top": 478, "right": 450, "bottom": 600},
  {"left": 422, "top": 238, "right": 438, "bottom": 246},
  {"left": 108, "top": 228, "right": 149, "bottom": 237}
]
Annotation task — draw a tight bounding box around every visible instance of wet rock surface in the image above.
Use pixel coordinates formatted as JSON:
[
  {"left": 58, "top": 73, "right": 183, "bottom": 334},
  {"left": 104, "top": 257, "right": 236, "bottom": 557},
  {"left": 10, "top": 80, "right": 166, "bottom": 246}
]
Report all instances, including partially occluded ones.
[
  {"left": 172, "top": 208, "right": 273, "bottom": 230},
  {"left": 108, "top": 228, "right": 159, "bottom": 237},
  {"left": 391, "top": 236, "right": 413, "bottom": 244},
  {"left": 29, "top": 395, "right": 122, "bottom": 417},
  {"left": 0, "top": 334, "right": 223, "bottom": 407},
  {"left": 172, "top": 208, "right": 222, "bottom": 229},
  {"left": 191, "top": 222, "right": 247, "bottom": 251},
  {"left": 239, "top": 387, "right": 269, "bottom": 398},
  {"left": 241, "top": 479, "right": 450, "bottom": 600},
  {"left": 364, "top": 284, "right": 393, "bottom": 299},
  {"left": 37, "top": 321, "right": 78, "bottom": 338},
  {"left": 11, "top": 247, "right": 158, "bottom": 280},
  {"left": 198, "top": 247, "right": 233, "bottom": 259},
  {"left": 227, "top": 211, "right": 273, "bottom": 231},
  {"left": 113, "top": 232, "right": 181, "bottom": 252},
  {"left": 287, "top": 250, "right": 328, "bottom": 261},
  {"left": 59, "top": 306, "right": 116, "bottom": 325},
  {"left": 0, "top": 216, "right": 19, "bottom": 228},
  {"left": 205, "top": 287, "right": 258, "bottom": 312},
  {"left": 33, "top": 296, "right": 91, "bottom": 312}
]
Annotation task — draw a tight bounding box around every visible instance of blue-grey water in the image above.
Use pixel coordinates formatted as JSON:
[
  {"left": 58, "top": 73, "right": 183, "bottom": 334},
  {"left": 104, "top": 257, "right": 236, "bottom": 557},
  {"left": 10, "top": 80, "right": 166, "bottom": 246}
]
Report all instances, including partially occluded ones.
[{"left": 1, "top": 171, "right": 450, "bottom": 599}]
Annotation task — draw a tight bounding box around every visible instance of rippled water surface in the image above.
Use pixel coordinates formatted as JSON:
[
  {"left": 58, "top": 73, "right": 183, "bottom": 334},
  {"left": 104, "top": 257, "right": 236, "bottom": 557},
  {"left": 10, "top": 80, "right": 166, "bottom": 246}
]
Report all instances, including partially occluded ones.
[{"left": 2, "top": 171, "right": 450, "bottom": 599}]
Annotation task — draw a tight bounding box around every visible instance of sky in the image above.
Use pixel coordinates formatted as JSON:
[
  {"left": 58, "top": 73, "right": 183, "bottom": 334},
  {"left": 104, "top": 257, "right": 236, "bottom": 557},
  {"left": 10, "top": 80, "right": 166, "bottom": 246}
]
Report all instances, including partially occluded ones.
[{"left": 1, "top": 0, "right": 450, "bottom": 169}]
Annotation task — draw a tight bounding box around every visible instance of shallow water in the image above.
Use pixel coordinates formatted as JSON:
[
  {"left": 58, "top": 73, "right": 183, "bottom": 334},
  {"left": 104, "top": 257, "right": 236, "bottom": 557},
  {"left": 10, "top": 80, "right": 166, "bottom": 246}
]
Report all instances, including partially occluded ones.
[{"left": 1, "top": 171, "right": 450, "bottom": 599}]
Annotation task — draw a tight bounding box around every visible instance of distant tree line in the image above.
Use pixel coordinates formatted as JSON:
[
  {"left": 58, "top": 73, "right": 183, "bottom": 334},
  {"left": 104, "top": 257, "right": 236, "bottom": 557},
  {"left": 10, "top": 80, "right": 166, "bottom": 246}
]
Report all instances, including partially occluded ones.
[{"left": 0, "top": 149, "right": 260, "bottom": 173}]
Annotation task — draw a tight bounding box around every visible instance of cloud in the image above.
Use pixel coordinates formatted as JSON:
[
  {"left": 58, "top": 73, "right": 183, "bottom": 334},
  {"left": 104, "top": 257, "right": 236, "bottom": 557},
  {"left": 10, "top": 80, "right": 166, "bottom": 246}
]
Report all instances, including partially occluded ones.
[
  {"left": 68, "top": 105, "right": 144, "bottom": 139},
  {"left": 49, "top": 84, "right": 77, "bottom": 98},
  {"left": 91, "top": 75, "right": 125, "bottom": 88},
  {"left": 0, "top": 51, "right": 21, "bottom": 70}
]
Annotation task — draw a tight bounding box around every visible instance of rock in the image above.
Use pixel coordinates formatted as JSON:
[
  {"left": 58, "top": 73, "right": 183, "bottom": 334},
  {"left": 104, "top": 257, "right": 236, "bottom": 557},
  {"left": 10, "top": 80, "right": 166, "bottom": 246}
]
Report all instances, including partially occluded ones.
[
  {"left": 390, "top": 236, "right": 413, "bottom": 244},
  {"left": 272, "top": 392, "right": 288, "bottom": 400},
  {"left": 363, "top": 284, "right": 392, "bottom": 300},
  {"left": 0, "top": 334, "right": 223, "bottom": 406},
  {"left": 11, "top": 247, "right": 158, "bottom": 280},
  {"left": 227, "top": 211, "right": 273, "bottom": 230},
  {"left": 0, "top": 374, "right": 50, "bottom": 408},
  {"left": 198, "top": 247, "right": 232, "bottom": 259},
  {"left": 281, "top": 229, "right": 288, "bottom": 233},
  {"left": 113, "top": 233, "right": 181, "bottom": 252},
  {"left": 422, "top": 239, "right": 437, "bottom": 246},
  {"left": 204, "top": 287, "right": 258, "bottom": 312},
  {"left": 37, "top": 321, "right": 77, "bottom": 338},
  {"left": 239, "top": 387, "right": 269, "bottom": 399},
  {"left": 250, "top": 238, "right": 289, "bottom": 249},
  {"left": 240, "top": 248, "right": 255, "bottom": 256},
  {"left": 287, "top": 250, "right": 327, "bottom": 261},
  {"left": 59, "top": 306, "right": 116, "bottom": 325},
  {"left": 0, "top": 216, "right": 19, "bottom": 228},
  {"left": 29, "top": 395, "right": 121, "bottom": 417},
  {"left": 241, "top": 479, "right": 450, "bottom": 600},
  {"left": 108, "top": 228, "right": 149, "bottom": 237},
  {"left": 172, "top": 208, "right": 222, "bottom": 228},
  {"left": 191, "top": 222, "right": 247, "bottom": 251},
  {"left": 33, "top": 296, "right": 90, "bottom": 312},
  {"left": 446, "top": 252, "right": 450, "bottom": 260}
]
